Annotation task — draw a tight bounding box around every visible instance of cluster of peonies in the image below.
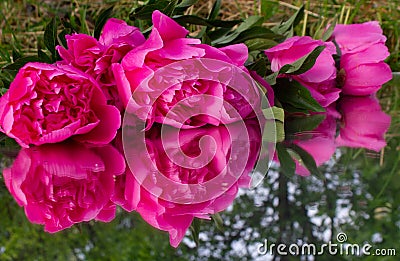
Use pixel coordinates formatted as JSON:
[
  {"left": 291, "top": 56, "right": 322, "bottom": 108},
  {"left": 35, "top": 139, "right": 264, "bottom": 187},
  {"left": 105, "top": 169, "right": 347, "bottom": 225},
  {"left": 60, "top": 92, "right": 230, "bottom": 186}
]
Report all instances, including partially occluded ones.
[
  {"left": 266, "top": 21, "right": 392, "bottom": 175},
  {"left": 0, "top": 10, "right": 266, "bottom": 247},
  {"left": 0, "top": 8, "right": 393, "bottom": 247}
]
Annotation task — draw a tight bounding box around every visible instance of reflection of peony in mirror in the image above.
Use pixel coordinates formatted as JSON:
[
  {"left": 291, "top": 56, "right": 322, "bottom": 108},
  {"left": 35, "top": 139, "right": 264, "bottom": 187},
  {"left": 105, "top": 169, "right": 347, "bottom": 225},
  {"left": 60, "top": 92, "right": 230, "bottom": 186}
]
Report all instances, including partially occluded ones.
[
  {"left": 113, "top": 119, "right": 262, "bottom": 247},
  {"left": 3, "top": 141, "right": 125, "bottom": 232},
  {"left": 336, "top": 96, "right": 391, "bottom": 152}
]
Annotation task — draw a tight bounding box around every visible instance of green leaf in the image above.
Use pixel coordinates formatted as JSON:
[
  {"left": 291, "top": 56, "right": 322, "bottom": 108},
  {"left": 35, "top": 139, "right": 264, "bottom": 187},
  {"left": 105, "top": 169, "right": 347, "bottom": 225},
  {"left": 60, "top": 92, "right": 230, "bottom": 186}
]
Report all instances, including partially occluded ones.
[
  {"left": 265, "top": 45, "right": 326, "bottom": 85},
  {"left": 211, "top": 213, "right": 224, "bottom": 232},
  {"left": 57, "top": 28, "right": 71, "bottom": 49},
  {"left": 173, "top": 15, "right": 242, "bottom": 28},
  {"left": 211, "top": 15, "right": 264, "bottom": 45},
  {"left": 246, "top": 58, "right": 268, "bottom": 77},
  {"left": 287, "top": 143, "right": 325, "bottom": 180},
  {"left": 274, "top": 79, "right": 325, "bottom": 113},
  {"left": 3, "top": 56, "right": 46, "bottom": 71},
  {"left": 94, "top": 7, "right": 114, "bottom": 39},
  {"left": 263, "top": 106, "right": 285, "bottom": 122},
  {"left": 176, "top": 0, "right": 198, "bottom": 8},
  {"left": 231, "top": 26, "right": 278, "bottom": 44},
  {"left": 190, "top": 218, "right": 201, "bottom": 247},
  {"left": 285, "top": 45, "right": 326, "bottom": 75},
  {"left": 12, "top": 48, "right": 22, "bottom": 61},
  {"left": 245, "top": 38, "right": 278, "bottom": 52},
  {"left": 272, "top": 5, "right": 304, "bottom": 35},
  {"left": 37, "top": 49, "right": 51, "bottom": 63},
  {"left": 164, "top": 0, "right": 178, "bottom": 17},
  {"left": 208, "top": 0, "right": 221, "bottom": 20},
  {"left": 206, "top": 27, "right": 232, "bottom": 41},
  {"left": 44, "top": 18, "right": 58, "bottom": 61},
  {"left": 321, "top": 20, "right": 337, "bottom": 42},
  {"left": 276, "top": 143, "right": 296, "bottom": 177},
  {"left": 285, "top": 113, "right": 326, "bottom": 135},
  {"left": 263, "top": 107, "right": 285, "bottom": 143},
  {"left": 130, "top": 1, "right": 174, "bottom": 21}
]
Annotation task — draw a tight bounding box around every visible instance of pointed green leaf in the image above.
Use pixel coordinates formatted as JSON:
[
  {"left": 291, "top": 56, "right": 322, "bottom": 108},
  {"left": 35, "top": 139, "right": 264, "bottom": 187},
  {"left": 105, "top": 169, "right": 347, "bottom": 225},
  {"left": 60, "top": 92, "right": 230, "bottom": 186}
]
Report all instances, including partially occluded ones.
[
  {"left": 263, "top": 106, "right": 285, "bottom": 122},
  {"left": 211, "top": 213, "right": 224, "bottom": 232},
  {"left": 173, "top": 15, "right": 242, "bottom": 28},
  {"left": 208, "top": 0, "right": 221, "bottom": 20},
  {"left": 57, "top": 28, "right": 71, "bottom": 49},
  {"left": 37, "top": 49, "right": 51, "bottom": 63},
  {"left": 231, "top": 26, "right": 278, "bottom": 44},
  {"left": 94, "top": 7, "right": 114, "bottom": 39},
  {"left": 266, "top": 45, "right": 326, "bottom": 85},
  {"left": 272, "top": 5, "right": 304, "bottom": 35},
  {"left": 176, "top": 0, "right": 198, "bottom": 8},
  {"left": 321, "top": 20, "right": 336, "bottom": 41},
  {"left": 285, "top": 45, "right": 326, "bottom": 75},
  {"left": 4, "top": 56, "right": 46, "bottom": 71},
  {"left": 211, "top": 16, "right": 264, "bottom": 45},
  {"left": 287, "top": 143, "right": 325, "bottom": 181},
  {"left": 276, "top": 143, "right": 296, "bottom": 177},
  {"left": 190, "top": 218, "right": 201, "bottom": 247},
  {"left": 285, "top": 113, "right": 326, "bottom": 135},
  {"left": 246, "top": 58, "right": 268, "bottom": 77},
  {"left": 275, "top": 79, "right": 325, "bottom": 113},
  {"left": 44, "top": 18, "right": 57, "bottom": 61},
  {"left": 130, "top": 1, "right": 174, "bottom": 21},
  {"left": 245, "top": 38, "right": 278, "bottom": 52}
]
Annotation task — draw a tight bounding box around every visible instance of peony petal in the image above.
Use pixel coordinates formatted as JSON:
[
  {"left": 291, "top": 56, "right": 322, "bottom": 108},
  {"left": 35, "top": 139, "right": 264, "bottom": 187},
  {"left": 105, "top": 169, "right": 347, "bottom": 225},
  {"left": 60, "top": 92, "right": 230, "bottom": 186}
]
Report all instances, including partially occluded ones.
[
  {"left": 342, "top": 62, "right": 392, "bottom": 95},
  {"left": 74, "top": 104, "right": 121, "bottom": 144},
  {"left": 152, "top": 10, "right": 189, "bottom": 41}
]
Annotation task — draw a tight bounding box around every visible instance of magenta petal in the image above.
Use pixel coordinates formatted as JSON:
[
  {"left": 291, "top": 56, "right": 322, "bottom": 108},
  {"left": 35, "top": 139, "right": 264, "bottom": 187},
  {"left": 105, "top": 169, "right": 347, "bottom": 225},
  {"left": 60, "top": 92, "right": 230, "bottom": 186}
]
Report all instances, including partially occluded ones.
[
  {"left": 342, "top": 62, "right": 392, "bottom": 95},
  {"left": 99, "top": 18, "right": 145, "bottom": 47},
  {"left": 332, "top": 21, "right": 386, "bottom": 53},
  {"left": 95, "top": 202, "right": 117, "bottom": 222},
  {"left": 75, "top": 105, "right": 121, "bottom": 144},
  {"left": 152, "top": 10, "right": 189, "bottom": 41},
  {"left": 219, "top": 44, "right": 249, "bottom": 66}
]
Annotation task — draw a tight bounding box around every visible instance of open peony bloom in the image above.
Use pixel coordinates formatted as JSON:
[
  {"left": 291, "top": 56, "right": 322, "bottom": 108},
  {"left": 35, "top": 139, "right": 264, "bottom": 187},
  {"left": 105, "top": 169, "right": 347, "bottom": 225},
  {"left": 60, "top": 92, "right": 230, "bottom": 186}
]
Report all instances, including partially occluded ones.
[
  {"left": 57, "top": 18, "right": 145, "bottom": 110},
  {"left": 0, "top": 63, "right": 121, "bottom": 147},
  {"left": 336, "top": 96, "right": 391, "bottom": 151},
  {"left": 265, "top": 36, "right": 340, "bottom": 107},
  {"left": 113, "top": 10, "right": 262, "bottom": 129},
  {"left": 3, "top": 141, "right": 126, "bottom": 232},
  {"left": 331, "top": 22, "right": 392, "bottom": 95},
  {"left": 113, "top": 119, "right": 262, "bottom": 247}
]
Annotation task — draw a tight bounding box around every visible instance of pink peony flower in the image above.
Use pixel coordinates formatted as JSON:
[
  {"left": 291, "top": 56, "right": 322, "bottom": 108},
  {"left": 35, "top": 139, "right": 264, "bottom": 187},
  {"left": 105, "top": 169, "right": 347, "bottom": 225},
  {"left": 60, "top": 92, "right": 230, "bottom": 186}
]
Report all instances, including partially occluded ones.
[
  {"left": 331, "top": 22, "right": 392, "bottom": 96},
  {"left": 113, "top": 119, "right": 262, "bottom": 247},
  {"left": 3, "top": 141, "right": 126, "bottom": 232},
  {"left": 265, "top": 36, "right": 340, "bottom": 107},
  {"left": 336, "top": 96, "right": 391, "bottom": 151},
  {"left": 0, "top": 63, "right": 121, "bottom": 147},
  {"left": 112, "top": 10, "right": 262, "bottom": 129},
  {"left": 57, "top": 18, "right": 145, "bottom": 109}
]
